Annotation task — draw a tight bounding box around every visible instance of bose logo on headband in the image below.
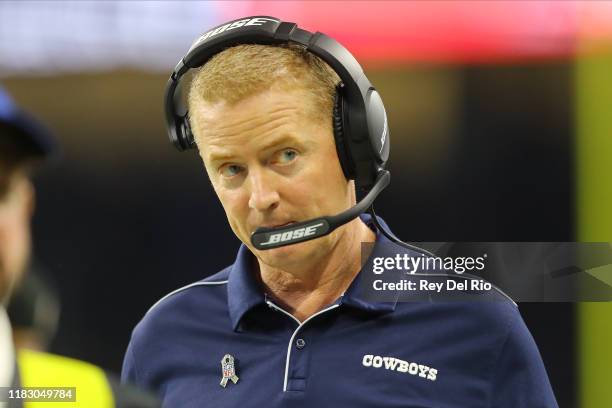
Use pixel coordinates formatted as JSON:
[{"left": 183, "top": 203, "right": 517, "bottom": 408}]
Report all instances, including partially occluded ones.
[{"left": 192, "top": 17, "right": 279, "bottom": 49}]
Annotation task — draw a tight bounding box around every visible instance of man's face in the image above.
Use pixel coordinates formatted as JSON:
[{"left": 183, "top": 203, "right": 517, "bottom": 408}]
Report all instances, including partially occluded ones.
[
  {"left": 191, "top": 87, "right": 354, "bottom": 268},
  {"left": 0, "top": 170, "right": 33, "bottom": 303}
]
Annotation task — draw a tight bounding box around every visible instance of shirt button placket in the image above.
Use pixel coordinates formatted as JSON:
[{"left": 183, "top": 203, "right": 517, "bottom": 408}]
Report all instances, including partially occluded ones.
[{"left": 286, "top": 332, "right": 309, "bottom": 392}]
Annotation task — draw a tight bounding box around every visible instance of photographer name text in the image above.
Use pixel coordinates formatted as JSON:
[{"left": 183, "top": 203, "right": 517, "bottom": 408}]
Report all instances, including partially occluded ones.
[{"left": 373, "top": 278, "right": 492, "bottom": 292}]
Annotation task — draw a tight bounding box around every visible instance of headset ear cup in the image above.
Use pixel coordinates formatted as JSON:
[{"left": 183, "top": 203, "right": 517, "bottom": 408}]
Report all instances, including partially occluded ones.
[
  {"left": 181, "top": 114, "right": 196, "bottom": 150},
  {"left": 365, "top": 90, "right": 390, "bottom": 167},
  {"left": 332, "top": 84, "right": 355, "bottom": 181}
]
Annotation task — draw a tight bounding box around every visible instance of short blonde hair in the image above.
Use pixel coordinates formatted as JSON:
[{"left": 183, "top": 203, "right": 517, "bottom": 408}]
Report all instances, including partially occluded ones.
[{"left": 187, "top": 43, "right": 340, "bottom": 126}]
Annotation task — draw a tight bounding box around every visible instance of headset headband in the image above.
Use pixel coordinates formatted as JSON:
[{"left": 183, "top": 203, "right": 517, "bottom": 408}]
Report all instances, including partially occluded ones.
[{"left": 165, "top": 15, "right": 389, "bottom": 189}]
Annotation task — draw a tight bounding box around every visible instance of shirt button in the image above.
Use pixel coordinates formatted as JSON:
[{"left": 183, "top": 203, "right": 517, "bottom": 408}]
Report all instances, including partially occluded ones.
[{"left": 295, "top": 338, "right": 306, "bottom": 349}]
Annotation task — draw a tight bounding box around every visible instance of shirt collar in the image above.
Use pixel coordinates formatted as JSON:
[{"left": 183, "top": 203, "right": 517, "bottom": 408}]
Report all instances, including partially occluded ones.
[
  {"left": 227, "top": 244, "right": 266, "bottom": 331},
  {"left": 227, "top": 214, "right": 400, "bottom": 331},
  {"left": 340, "top": 214, "right": 400, "bottom": 314}
]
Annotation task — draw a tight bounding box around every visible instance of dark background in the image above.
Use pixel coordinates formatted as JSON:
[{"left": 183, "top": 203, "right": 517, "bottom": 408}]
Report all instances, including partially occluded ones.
[{"left": 5, "top": 61, "right": 576, "bottom": 406}]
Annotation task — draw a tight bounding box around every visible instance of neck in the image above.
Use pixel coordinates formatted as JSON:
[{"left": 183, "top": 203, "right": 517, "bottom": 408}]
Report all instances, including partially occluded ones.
[{"left": 257, "top": 218, "right": 375, "bottom": 322}]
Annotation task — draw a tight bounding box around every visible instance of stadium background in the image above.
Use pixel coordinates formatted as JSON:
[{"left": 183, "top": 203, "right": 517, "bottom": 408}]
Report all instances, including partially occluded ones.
[{"left": 2, "top": 2, "right": 612, "bottom": 407}]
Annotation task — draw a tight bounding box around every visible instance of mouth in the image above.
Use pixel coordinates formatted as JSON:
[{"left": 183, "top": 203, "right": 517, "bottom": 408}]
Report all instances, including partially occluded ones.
[{"left": 258, "top": 221, "right": 296, "bottom": 230}]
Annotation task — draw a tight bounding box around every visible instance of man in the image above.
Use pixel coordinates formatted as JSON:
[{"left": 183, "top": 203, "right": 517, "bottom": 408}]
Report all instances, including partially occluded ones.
[
  {"left": 0, "top": 86, "right": 47, "bottom": 407},
  {"left": 122, "top": 17, "right": 558, "bottom": 407},
  {"left": 0, "top": 86, "right": 159, "bottom": 408}
]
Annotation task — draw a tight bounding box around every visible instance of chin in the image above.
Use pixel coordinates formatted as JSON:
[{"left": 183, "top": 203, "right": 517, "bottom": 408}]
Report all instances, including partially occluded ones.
[{"left": 255, "top": 238, "right": 325, "bottom": 268}]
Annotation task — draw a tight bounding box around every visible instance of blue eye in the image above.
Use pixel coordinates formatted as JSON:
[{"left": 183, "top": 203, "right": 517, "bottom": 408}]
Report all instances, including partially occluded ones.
[
  {"left": 220, "top": 164, "right": 244, "bottom": 177},
  {"left": 278, "top": 149, "right": 298, "bottom": 164}
]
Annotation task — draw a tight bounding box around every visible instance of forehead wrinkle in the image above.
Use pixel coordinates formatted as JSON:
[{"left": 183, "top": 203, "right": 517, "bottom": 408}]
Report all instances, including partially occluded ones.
[
  {"left": 214, "top": 104, "right": 299, "bottom": 132},
  {"left": 207, "top": 106, "right": 300, "bottom": 143},
  {"left": 203, "top": 109, "right": 301, "bottom": 154}
]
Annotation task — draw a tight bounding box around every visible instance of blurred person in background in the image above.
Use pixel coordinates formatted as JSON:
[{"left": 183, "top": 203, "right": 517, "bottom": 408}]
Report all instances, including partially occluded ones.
[
  {"left": 0, "top": 86, "right": 159, "bottom": 408},
  {"left": 8, "top": 268, "right": 60, "bottom": 352}
]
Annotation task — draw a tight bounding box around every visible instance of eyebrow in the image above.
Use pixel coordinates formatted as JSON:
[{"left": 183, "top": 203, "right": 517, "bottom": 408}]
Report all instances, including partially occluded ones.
[
  {"left": 206, "top": 150, "right": 238, "bottom": 165},
  {"left": 259, "top": 133, "right": 306, "bottom": 153},
  {"left": 206, "top": 133, "right": 311, "bottom": 165}
]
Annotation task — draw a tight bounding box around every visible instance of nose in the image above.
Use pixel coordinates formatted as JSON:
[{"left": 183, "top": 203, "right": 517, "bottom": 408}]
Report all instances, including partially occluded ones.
[{"left": 247, "top": 167, "right": 280, "bottom": 212}]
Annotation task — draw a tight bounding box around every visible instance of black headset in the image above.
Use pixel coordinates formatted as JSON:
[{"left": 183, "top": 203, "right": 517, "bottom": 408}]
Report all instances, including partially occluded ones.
[
  {"left": 165, "top": 15, "right": 389, "bottom": 190},
  {"left": 164, "top": 16, "right": 429, "bottom": 255}
]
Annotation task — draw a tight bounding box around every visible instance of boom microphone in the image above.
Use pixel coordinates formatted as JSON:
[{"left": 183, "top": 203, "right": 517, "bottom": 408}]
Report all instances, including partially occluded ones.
[{"left": 251, "top": 170, "right": 390, "bottom": 250}]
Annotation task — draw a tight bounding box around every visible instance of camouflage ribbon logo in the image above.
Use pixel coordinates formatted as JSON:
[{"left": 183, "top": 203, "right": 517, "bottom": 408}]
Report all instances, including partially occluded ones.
[{"left": 220, "top": 354, "right": 239, "bottom": 388}]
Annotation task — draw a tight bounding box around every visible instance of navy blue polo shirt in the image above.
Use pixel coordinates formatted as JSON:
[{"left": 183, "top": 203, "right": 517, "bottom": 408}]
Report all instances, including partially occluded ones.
[{"left": 122, "top": 216, "right": 558, "bottom": 407}]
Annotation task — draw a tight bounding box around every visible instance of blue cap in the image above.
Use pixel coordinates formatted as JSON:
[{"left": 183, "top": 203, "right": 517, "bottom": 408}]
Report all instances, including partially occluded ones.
[{"left": 0, "top": 86, "right": 57, "bottom": 158}]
